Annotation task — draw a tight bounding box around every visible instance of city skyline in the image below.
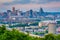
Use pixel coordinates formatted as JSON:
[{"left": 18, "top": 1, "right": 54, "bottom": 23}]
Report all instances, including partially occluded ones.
[{"left": 0, "top": 0, "right": 60, "bottom": 12}]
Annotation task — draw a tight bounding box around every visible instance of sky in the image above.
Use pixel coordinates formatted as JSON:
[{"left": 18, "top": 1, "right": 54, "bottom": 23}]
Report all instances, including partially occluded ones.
[{"left": 0, "top": 0, "right": 60, "bottom": 12}]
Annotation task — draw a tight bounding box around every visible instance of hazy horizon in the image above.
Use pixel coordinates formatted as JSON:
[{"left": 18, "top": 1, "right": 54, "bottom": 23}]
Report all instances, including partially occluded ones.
[{"left": 0, "top": 0, "right": 60, "bottom": 12}]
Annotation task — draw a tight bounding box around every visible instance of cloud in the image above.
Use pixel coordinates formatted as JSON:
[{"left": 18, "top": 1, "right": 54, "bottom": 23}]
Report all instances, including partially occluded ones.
[
  {"left": 0, "top": 0, "right": 14, "bottom": 3},
  {"left": 30, "top": 0, "right": 48, "bottom": 4},
  {"left": 3, "top": 0, "right": 30, "bottom": 5},
  {"left": 1, "top": 0, "right": 60, "bottom": 4},
  {"left": 0, "top": 0, "right": 60, "bottom": 12},
  {"left": 30, "top": 0, "right": 60, "bottom": 4},
  {"left": 3, "top": 0, "right": 60, "bottom": 6},
  {"left": 3, "top": 2, "right": 59, "bottom": 12},
  {"left": 7, "top": 2, "right": 60, "bottom": 8}
]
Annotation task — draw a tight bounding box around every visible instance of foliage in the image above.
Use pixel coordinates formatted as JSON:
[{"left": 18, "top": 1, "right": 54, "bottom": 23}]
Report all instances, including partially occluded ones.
[
  {"left": 0, "top": 25, "right": 44, "bottom": 40},
  {"left": 0, "top": 25, "right": 60, "bottom": 40},
  {"left": 29, "top": 22, "right": 38, "bottom": 26},
  {"left": 10, "top": 23, "right": 28, "bottom": 28},
  {"left": 44, "top": 34, "right": 56, "bottom": 40}
]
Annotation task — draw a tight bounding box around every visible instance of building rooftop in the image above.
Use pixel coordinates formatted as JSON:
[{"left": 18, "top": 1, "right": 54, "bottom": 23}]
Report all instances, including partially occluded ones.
[{"left": 41, "top": 20, "right": 57, "bottom": 24}]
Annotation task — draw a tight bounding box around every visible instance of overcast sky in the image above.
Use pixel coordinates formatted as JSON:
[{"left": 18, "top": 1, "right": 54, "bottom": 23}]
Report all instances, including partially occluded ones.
[{"left": 0, "top": 0, "right": 60, "bottom": 12}]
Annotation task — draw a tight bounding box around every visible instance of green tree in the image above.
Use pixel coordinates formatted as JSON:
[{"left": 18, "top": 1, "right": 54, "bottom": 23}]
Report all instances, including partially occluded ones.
[
  {"left": 0, "top": 25, "right": 50, "bottom": 40},
  {"left": 56, "top": 34, "right": 60, "bottom": 40},
  {"left": 44, "top": 34, "right": 56, "bottom": 40},
  {"left": 0, "top": 25, "right": 6, "bottom": 35}
]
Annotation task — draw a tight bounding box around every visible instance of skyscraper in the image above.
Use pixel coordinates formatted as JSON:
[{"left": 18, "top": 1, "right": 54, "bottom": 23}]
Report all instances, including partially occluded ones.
[
  {"left": 12, "top": 7, "right": 15, "bottom": 12},
  {"left": 29, "top": 9, "right": 33, "bottom": 18},
  {"left": 39, "top": 8, "right": 44, "bottom": 14},
  {"left": 12, "top": 7, "right": 17, "bottom": 15},
  {"left": 7, "top": 10, "right": 11, "bottom": 13}
]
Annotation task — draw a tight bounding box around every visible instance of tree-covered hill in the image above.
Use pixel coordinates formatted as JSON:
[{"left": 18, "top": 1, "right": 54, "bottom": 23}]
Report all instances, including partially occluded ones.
[{"left": 0, "top": 25, "right": 60, "bottom": 40}]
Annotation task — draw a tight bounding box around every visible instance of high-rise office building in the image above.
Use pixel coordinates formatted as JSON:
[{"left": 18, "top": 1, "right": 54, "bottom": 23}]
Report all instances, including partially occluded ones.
[
  {"left": 25, "top": 11, "right": 30, "bottom": 18},
  {"left": 29, "top": 9, "right": 33, "bottom": 18},
  {"left": 7, "top": 10, "right": 11, "bottom": 19},
  {"left": 16, "top": 10, "right": 18, "bottom": 15},
  {"left": 12, "top": 7, "right": 15, "bottom": 12},
  {"left": 39, "top": 8, "right": 44, "bottom": 14},
  {"left": 12, "top": 7, "right": 17, "bottom": 15},
  {"left": 7, "top": 10, "right": 11, "bottom": 13}
]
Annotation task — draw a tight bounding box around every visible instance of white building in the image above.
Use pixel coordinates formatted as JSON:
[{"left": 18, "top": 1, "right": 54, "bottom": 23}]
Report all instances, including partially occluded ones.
[
  {"left": 39, "top": 20, "right": 57, "bottom": 34},
  {"left": 48, "top": 21, "right": 57, "bottom": 34}
]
